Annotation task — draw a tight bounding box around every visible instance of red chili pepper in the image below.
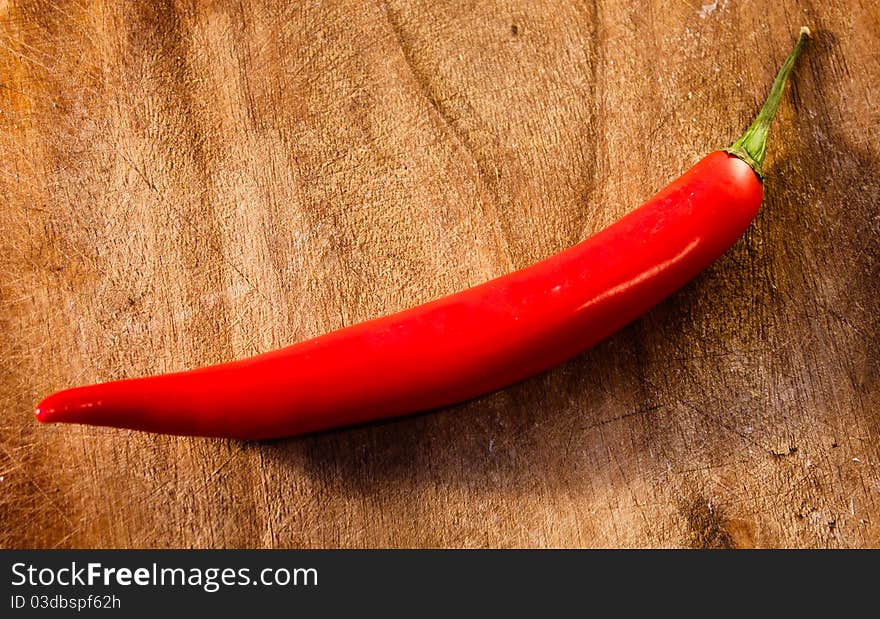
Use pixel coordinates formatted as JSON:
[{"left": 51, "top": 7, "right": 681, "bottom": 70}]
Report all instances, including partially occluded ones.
[{"left": 35, "top": 29, "right": 809, "bottom": 440}]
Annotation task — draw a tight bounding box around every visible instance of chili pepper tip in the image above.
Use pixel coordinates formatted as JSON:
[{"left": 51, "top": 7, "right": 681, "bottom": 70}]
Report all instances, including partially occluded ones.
[
  {"left": 34, "top": 405, "right": 48, "bottom": 422},
  {"left": 34, "top": 399, "right": 58, "bottom": 423}
]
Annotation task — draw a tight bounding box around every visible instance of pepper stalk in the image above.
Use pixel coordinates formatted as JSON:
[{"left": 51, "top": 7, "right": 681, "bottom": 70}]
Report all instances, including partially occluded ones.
[{"left": 725, "top": 26, "right": 810, "bottom": 178}]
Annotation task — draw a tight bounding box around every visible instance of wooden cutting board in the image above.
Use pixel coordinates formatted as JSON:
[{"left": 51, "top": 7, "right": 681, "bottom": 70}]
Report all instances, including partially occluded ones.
[{"left": 2, "top": 0, "right": 878, "bottom": 548}]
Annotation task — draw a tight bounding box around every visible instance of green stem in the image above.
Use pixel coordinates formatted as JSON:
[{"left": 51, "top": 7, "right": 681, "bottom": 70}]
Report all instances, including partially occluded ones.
[{"left": 724, "top": 26, "right": 810, "bottom": 178}]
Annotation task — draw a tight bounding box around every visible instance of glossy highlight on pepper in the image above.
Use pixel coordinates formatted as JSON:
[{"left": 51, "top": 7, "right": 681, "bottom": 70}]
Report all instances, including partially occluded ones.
[{"left": 35, "top": 28, "right": 810, "bottom": 440}]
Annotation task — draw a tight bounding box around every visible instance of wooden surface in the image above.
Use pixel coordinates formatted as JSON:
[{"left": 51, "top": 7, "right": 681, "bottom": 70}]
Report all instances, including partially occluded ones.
[{"left": 1, "top": 0, "right": 878, "bottom": 549}]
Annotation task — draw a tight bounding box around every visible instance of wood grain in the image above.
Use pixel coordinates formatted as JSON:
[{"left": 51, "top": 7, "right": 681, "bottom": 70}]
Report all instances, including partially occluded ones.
[{"left": 1, "top": 0, "right": 878, "bottom": 548}]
